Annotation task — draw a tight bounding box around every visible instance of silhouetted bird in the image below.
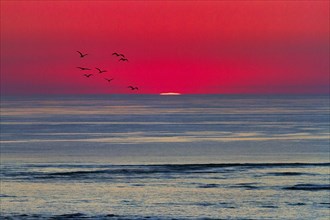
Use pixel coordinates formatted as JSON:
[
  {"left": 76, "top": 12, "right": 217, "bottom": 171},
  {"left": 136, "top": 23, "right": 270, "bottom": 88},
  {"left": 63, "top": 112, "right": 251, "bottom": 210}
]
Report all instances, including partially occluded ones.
[
  {"left": 77, "top": 51, "right": 88, "bottom": 58},
  {"left": 96, "top": 68, "right": 107, "bottom": 73},
  {"left": 105, "top": 78, "right": 114, "bottom": 82},
  {"left": 128, "top": 86, "right": 138, "bottom": 90},
  {"left": 119, "top": 58, "right": 128, "bottom": 62},
  {"left": 84, "top": 74, "right": 93, "bottom": 78},
  {"left": 112, "top": 52, "right": 126, "bottom": 57},
  {"left": 77, "top": 67, "right": 91, "bottom": 70}
]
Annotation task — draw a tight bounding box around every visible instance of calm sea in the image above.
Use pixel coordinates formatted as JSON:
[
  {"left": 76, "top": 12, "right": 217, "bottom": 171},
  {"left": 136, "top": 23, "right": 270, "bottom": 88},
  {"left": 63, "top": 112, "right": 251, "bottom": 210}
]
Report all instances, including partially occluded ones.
[{"left": 0, "top": 95, "right": 329, "bottom": 219}]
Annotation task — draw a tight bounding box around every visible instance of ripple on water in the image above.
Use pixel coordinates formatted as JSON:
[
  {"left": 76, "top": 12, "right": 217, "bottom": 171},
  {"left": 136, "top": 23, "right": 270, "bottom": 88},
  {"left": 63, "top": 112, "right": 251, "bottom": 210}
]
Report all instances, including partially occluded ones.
[{"left": 283, "top": 184, "right": 330, "bottom": 191}]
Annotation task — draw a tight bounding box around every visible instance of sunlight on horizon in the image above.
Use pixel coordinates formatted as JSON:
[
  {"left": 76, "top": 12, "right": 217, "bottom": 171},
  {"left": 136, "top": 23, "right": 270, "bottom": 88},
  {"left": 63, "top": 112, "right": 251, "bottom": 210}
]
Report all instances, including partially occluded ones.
[{"left": 160, "top": 92, "right": 181, "bottom": 96}]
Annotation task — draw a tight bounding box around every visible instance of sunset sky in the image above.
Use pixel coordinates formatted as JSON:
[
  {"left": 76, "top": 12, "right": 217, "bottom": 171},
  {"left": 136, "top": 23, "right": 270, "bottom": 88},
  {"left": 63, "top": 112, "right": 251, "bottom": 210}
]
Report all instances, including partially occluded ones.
[{"left": 1, "top": 1, "right": 329, "bottom": 95}]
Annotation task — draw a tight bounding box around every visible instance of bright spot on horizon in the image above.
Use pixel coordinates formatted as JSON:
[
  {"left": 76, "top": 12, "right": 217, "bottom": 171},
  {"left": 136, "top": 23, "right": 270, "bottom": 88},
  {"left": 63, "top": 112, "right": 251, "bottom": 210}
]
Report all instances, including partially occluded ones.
[{"left": 160, "top": 92, "right": 181, "bottom": 96}]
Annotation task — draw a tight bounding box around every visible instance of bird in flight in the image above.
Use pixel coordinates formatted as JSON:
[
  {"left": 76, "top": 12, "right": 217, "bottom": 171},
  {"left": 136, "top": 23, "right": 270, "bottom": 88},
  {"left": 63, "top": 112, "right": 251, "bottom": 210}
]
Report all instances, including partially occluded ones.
[
  {"left": 128, "top": 86, "right": 138, "bottom": 90},
  {"left": 105, "top": 78, "right": 114, "bottom": 82},
  {"left": 96, "top": 68, "right": 107, "bottom": 73},
  {"left": 77, "top": 67, "right": 91, "bottom": 70},
  {"left": 112, "top": 52, "right": 125, "bottom": 58},
  {"left": 77, "top": 51, "right": 88, "bottom": 58},
  {"left": 83, "top": 74, "right": 93, "bottom": 78},
  {"left": 119, "top": 58, "right": 128, "bottom": 62}
]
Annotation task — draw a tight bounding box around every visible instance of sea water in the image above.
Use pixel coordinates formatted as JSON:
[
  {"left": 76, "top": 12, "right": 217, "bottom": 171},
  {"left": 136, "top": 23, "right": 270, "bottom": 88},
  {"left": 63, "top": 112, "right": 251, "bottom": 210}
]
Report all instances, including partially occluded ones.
[{"left": 0, "top": 95, "right": 329, "bottom": 219}]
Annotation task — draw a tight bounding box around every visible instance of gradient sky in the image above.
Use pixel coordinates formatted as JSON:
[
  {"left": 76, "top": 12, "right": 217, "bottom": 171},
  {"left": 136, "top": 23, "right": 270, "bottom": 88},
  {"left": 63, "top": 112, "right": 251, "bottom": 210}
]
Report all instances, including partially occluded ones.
[{"left": 1, "top": 1, "right": 329, "bottom": 95}]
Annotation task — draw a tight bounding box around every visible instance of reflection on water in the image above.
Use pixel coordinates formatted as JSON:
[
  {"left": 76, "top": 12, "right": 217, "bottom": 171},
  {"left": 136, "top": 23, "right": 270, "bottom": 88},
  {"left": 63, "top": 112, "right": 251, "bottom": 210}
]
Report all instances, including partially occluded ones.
[
  {"left": 0, "top": 95, "right": 329, "bottom": 219},
  {"left": 1, "top": 95, "right": 329, "bottom": 163},
  {"left": 1, "top": 163, "right": 329, "bottom": 219}
]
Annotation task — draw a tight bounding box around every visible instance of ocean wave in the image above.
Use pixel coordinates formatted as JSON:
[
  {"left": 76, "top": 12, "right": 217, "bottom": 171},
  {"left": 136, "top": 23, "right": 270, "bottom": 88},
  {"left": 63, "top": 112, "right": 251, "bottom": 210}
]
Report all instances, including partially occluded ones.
[
  {"left": 229, "top": 183, "right": 261, "bottom": 190},
  {"left": 265, "top": 172, "right": 317, "bottom": 176},
  {"left": 0, "top": 213, "right": 224, "bottom": 220},
  {"left": 0, "top": 194, "right": 16, "bottom": 198},
  {"left": 198, "top": 183, "right": 221, "bottom": 188},
  {"left": 283, "top": 184, "right": 330, "bottom": 191},
  {"left": 287, "top": 202, "right": 306, "bottom": 206},
  {"left": 2, "top": 163, "right": 329, "bottom": 180},
  {"left": 12, "top": 162, "right": 330, "bottom": 170}
]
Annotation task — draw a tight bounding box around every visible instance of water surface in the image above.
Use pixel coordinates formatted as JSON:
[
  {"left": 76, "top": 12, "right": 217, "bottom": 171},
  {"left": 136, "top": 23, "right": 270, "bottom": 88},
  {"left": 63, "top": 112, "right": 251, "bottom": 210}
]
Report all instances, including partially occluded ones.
[{"left": 1, "top": 95, "right": 329, "bottom": 219}]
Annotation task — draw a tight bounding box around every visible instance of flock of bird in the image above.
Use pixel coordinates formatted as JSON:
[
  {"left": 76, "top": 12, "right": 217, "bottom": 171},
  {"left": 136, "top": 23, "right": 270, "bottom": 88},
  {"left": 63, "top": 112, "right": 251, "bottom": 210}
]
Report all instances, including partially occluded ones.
[{"left": 76, "top": 50, "right": 138, "bottom": 91}]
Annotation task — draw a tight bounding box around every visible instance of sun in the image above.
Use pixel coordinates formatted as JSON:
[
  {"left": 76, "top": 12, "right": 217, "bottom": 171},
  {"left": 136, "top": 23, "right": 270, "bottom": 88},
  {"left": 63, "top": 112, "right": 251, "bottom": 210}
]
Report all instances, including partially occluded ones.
[{"left": 160, "top": 92, "right": 181, "bottom": 96}]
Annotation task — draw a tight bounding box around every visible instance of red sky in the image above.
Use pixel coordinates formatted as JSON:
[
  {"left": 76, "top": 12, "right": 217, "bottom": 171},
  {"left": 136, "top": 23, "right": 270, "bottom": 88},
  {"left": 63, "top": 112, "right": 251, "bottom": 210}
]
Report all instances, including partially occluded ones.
[{"left": 1, "top": 1, "right": 329, "bottom": 94}]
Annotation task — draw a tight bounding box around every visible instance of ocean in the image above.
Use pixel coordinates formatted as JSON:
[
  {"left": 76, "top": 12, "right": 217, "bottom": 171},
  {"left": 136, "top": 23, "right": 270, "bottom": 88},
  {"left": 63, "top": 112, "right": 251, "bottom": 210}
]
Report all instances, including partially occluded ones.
[{"left": 0, "top": 94, "right": 329, "bottom": 219}]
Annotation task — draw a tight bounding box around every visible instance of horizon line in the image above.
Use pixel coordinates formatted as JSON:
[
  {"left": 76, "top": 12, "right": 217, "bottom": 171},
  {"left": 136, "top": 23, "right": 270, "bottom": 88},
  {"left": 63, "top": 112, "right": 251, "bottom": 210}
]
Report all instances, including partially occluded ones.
[{"left": 1, "top": 93, "right": 329, "bottom": 97}]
